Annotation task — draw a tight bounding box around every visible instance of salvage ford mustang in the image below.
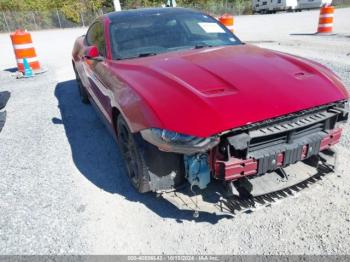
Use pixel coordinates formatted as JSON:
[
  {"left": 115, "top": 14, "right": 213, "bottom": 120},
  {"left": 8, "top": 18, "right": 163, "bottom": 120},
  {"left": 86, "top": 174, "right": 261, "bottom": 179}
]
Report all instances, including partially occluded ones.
[{"left": 72, "top": 8, "right": 349, "bottom": 197}]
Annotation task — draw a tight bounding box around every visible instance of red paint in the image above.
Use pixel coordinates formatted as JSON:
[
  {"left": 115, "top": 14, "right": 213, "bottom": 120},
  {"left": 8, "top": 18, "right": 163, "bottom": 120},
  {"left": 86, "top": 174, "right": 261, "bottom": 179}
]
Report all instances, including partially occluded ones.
[
  {"left": 86, "top": 46, "right": 99, "bottom": 58},
  {"left": 215, "top": 158, "right": 258, "bottom": 180},
  {"left": 320, "top": 128, "right": 342, "bottom": 151},
  {"left": 108, "top": 45, "right": 348, "bottom": 137},
  {"left": 72, "top": 14, "right": 349, "bottom": 139},
  {"left": 277, "top": 152, "right": 284, "bottom": 166},
  {"left": 103, "top": 16, "right": 113, "bottom": 60}
]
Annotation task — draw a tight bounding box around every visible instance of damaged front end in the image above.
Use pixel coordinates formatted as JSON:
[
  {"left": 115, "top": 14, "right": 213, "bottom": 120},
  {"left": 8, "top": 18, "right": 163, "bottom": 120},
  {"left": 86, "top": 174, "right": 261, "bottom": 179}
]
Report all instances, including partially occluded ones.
[
  {"left": 140, "top": 128, "right": 219, "bottom": 155},
  {"left": 141, "top": 101, "right": 348, "bottom": 215},
  {"left": 141, "top": 128, "right": 220, "bottom": 189},
  {"left": 140, "top": 128, "right": 219, "bottom": 191},
  {"left": 212, "top": 100, "right": 348, "bottom": 196}
]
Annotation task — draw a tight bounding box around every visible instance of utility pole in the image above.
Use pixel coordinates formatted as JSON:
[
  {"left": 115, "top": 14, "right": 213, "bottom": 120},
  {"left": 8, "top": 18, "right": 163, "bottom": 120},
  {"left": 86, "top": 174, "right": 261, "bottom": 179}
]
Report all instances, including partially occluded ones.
[
  {"left": 56, "top": 9, "right": 62, "bottom": 29},
  {"left": 113, "top": 0, "right": 122, "bottom": 11},
  {"left": 166, "top": 0, "right": 177, "bottom": 7},
  {"left": 2, "top": 12, "right": 10, "bottom": 32}
]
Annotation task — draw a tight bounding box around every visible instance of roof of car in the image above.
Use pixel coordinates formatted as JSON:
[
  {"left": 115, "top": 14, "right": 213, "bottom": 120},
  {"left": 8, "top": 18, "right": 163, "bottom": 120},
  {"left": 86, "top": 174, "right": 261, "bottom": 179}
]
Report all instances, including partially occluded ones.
[{"left": 106, "top": 7, "right": 202, "bottom": 20}]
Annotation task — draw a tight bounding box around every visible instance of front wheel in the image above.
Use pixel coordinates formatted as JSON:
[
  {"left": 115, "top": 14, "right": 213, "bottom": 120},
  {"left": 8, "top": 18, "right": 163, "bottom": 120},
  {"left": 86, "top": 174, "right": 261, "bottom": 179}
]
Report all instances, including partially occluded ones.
[{"left": 117, "top": 115, "right": 151, "bottom": 193}]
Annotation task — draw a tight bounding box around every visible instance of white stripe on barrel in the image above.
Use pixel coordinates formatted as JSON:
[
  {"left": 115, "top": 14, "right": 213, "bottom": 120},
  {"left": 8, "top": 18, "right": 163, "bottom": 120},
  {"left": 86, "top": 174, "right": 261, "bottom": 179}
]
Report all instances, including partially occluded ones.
[
  {"left": 318, "top": 23, "right": 333, "bottom": 28},
  {"left": 319, "top": 14, "right": 333, "bottom": 18},
  {"left": 13, "top": 43, "right": 35, "bottom": 50},
  {"left": 16, "top": 57, "right": 39, "bottom": 63}
]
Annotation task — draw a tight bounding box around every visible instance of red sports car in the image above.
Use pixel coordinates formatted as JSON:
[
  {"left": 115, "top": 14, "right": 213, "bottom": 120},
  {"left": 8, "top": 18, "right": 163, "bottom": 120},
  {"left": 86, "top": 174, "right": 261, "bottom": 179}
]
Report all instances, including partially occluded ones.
[{"left": 72, "top": 8, "right": 349, "bottom": 197}]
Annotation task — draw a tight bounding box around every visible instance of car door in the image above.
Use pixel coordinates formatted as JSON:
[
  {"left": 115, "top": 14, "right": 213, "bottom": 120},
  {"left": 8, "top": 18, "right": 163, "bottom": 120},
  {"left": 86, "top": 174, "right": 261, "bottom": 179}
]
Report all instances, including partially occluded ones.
[{"left": 83, "top": 20, "right": 113, "bottom": 124}]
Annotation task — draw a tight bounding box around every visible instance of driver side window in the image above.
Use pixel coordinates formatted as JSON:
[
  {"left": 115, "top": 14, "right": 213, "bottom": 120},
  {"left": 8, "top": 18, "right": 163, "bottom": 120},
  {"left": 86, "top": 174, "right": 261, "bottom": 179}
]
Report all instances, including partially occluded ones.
[{"left": 86, "top": 21, "right": 106, "bottom": 57}]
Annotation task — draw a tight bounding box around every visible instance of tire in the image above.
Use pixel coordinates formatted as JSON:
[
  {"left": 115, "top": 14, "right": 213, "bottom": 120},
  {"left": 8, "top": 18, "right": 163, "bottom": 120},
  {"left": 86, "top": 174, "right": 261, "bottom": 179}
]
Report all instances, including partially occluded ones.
[
  {"left": 117, "top": 115, "right": 151, "bottom": 193},
  {"left": 73, "top": 64, "right": 90, "bottom": 104}
]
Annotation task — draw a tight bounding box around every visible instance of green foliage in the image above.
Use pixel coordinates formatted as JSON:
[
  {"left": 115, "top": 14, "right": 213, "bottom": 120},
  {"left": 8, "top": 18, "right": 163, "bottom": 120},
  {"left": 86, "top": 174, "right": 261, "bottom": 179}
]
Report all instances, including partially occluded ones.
[
  {"left": 0, "top": 0, "right": 253, "bottom": 30},
  {"left": 0, "top": 0, "right": 105, "bottom": 22},
  {"left": 0, "top": 0, "right": 251, "bottom": 12},
  {"left": 118, "top": 0, "right": 252, "bottom": 15}
]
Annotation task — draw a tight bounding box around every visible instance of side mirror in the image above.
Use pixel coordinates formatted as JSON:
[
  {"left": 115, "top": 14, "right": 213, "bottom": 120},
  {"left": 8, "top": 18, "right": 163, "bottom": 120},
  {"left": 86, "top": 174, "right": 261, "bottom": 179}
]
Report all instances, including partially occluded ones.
[{"left": 84, "top": 46, "right": 104, "bottom": 61}]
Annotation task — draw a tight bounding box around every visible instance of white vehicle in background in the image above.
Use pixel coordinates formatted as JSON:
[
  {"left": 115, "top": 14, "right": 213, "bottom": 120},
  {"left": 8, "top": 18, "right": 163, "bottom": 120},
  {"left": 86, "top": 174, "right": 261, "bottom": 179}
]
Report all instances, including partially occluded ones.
[
  {"left": 297, "top": 0, "right": 332, "bottom": 10},
  {"left": 252, "top": 0, "right": 298, "bottom": 13}
]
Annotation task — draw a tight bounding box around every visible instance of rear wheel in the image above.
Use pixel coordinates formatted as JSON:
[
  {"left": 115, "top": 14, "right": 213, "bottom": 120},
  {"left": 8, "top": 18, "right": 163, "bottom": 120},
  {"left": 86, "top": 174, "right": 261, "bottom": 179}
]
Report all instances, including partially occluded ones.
[{"left": 73, "top": 64, "right": 89, "bottom": 104}]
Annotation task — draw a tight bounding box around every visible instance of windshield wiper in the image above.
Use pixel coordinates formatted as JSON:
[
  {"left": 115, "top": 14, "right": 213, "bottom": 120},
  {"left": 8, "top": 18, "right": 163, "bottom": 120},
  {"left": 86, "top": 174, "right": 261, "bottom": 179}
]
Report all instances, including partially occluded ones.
[
  {"left": 137, "top": 52, "right": 158, "bottom": 57},
  {"left": 194, "top": 44, "right": 213, "bottom": 49},
  {"left": 117, "top": 52, "right": 158, "bottom": 60}
]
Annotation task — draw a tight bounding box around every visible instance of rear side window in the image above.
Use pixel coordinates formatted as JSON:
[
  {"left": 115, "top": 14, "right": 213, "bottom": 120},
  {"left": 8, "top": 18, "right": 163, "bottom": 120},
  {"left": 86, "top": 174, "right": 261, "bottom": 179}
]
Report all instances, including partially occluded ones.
[{"left": 86, "top": 21, "right": 106, "bottom": 57}]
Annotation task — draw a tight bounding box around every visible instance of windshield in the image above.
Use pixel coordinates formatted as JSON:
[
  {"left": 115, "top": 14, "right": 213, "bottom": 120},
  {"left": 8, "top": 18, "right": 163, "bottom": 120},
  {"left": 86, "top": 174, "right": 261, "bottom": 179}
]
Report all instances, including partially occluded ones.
[{"left": 109, "top": 10, "right": 241, "bottom": 60}]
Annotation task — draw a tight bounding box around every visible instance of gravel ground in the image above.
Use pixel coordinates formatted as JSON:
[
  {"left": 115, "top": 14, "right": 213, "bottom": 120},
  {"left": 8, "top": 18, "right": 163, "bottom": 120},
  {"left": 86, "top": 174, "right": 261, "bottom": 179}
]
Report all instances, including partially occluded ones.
[{"left": 0, "top": 8, "right": 350, "bottom": 255}]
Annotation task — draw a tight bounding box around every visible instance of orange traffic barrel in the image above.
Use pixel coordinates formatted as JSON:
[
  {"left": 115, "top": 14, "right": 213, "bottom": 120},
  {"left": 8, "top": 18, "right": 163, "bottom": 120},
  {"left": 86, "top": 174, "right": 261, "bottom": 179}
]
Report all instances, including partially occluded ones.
[
  {"left": 317, "top": 5, "right": 334, "bottom": 34},
  {"left": 219, "top": 14, "right": 234, "bottom": 32},
  {"left": 10, "top": 29, "right": 41, "bottom": 73}
]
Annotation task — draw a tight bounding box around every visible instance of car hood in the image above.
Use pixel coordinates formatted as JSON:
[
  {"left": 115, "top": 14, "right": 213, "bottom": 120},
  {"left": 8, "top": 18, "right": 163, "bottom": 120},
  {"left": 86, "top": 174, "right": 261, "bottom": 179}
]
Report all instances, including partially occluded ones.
[{"left": 110, "top": 45, "right": 349, "bottom": 137}]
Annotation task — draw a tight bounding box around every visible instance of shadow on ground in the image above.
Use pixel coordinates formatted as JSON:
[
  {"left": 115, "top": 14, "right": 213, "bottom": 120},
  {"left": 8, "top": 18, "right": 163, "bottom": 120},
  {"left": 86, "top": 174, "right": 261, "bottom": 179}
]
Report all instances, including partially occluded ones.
[
  {"left": 289, "top": 33, "right": 316, "bottom": 36},
  {"left": 3, "top": 67, "right": 17, "bottom": 73},
  {"left": 54, "top": 79, "right": 231, "bottom": 224}
]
